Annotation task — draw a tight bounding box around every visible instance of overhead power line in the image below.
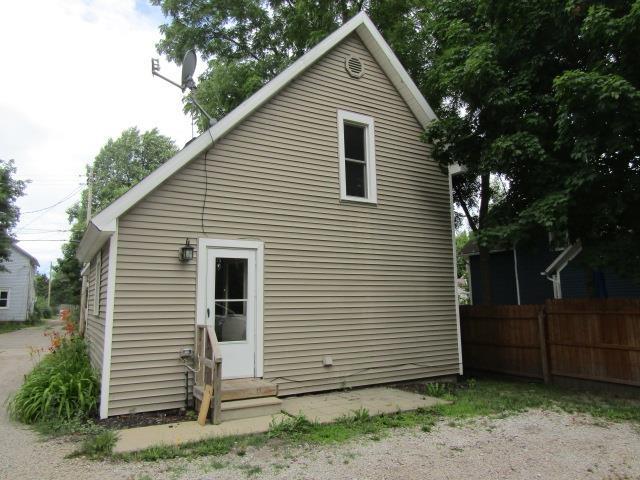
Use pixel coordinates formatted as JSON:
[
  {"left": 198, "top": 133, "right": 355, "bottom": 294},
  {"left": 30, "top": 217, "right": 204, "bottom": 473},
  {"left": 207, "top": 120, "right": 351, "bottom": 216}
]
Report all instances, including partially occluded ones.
[
  {"left": 22, "top": 186, "right": 84, "bottom": 214},
  {"left": 16, "top": 239, "right": 79, "bottom": 243}
]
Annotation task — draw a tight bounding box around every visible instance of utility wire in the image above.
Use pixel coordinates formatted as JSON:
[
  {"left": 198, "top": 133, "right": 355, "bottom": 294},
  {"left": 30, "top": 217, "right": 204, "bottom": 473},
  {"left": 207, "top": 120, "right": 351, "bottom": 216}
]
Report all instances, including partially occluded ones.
[
  {"left": 21, "top": 185, "right": 84, "bottom": 214},
  {"left": 15, "top": 239, "right": 79, "bottom": 243}
]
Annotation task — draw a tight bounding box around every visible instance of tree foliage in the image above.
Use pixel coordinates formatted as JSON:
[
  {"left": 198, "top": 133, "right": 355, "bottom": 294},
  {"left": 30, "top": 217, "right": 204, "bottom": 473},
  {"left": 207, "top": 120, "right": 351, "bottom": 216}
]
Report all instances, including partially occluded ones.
[
  {"left": 34, "top": 272, "right": 49, "bottom": 299},
  {"left": 0, "top": 159, "right": 26, "bottom": 270},
  {"left": 421, "top": 0, "right": 640, "bottom": 282},
  {"left": 51, "top": 128, "right": 178, "bottom": 305}
]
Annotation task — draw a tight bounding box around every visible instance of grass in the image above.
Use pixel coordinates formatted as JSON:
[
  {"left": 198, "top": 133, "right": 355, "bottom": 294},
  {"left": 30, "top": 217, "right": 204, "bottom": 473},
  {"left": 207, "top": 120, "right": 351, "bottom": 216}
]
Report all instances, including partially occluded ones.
[
  {"left": 76, "top": 378, "right": 640, "bottom": 461},
  {"left": 0, "top": 319, "right": 43, "bottom": 334}
]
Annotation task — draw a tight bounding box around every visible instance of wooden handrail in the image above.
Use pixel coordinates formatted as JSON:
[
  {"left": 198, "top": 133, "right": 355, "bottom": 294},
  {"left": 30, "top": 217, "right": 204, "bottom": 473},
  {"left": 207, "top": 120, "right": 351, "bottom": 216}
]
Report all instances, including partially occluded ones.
[
  {"left": 195, "top": 324, "right": 223, "bottom": 424},
  {"left": 206, "top": 325, "right": 223, "bottom": 364}
]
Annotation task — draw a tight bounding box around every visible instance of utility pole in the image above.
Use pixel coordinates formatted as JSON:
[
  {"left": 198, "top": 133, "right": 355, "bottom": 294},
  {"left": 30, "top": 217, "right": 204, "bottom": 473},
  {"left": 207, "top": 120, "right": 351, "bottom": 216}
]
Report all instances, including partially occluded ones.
[
  {"left": 86, "top": 167, "right": 93, "bottom": 226},
  {"left": 47, "top": 262, "right": 52, "bottom": 307}
]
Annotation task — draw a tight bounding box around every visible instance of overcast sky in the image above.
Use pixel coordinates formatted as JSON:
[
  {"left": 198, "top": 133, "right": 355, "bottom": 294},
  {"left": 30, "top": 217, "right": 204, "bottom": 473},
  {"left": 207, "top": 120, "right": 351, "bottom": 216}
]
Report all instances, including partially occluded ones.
[{"left": 0, "top": 0, "right": 204, "bottom": 273}]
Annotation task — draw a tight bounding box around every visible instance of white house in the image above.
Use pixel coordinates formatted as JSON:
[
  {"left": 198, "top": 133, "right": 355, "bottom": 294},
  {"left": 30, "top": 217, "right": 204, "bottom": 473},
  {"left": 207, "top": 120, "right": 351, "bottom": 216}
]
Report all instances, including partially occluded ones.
[{"left": 0, "top": 244, "right": 39, "bottom": 322}]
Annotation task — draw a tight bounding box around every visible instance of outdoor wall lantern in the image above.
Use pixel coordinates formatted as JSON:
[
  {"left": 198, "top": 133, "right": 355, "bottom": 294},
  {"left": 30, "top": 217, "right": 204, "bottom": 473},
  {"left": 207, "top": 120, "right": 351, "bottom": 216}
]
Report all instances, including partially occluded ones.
[{"left": 179, "top": 239, "right": 195, "bottom": 262}]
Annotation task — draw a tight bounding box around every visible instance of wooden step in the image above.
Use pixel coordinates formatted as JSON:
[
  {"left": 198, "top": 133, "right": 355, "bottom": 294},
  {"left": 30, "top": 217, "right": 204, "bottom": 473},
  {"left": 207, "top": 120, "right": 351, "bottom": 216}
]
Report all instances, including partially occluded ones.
[
  {"left": 193, "top": 378, "right": 278, "bottom": 402},
  {"left": 220, "top": 396, "right": 282, "bottom": 422}
]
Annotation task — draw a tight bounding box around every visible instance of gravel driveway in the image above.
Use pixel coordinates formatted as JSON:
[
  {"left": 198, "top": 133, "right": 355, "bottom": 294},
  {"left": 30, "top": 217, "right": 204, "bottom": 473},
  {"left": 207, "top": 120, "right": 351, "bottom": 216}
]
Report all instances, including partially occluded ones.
[{"left": 1, "top": 324, "right": 639, "bottom": 480}]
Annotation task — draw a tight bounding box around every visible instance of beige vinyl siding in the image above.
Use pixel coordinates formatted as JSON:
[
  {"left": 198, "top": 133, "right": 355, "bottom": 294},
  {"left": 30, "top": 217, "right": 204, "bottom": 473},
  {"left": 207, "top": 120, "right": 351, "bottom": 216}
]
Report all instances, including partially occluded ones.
[
  {"left": 85, "top": 242, "right": 109, "bottom": 372},
  {"left": 109, "top": 34, "right": 459, "bottom": 415}
]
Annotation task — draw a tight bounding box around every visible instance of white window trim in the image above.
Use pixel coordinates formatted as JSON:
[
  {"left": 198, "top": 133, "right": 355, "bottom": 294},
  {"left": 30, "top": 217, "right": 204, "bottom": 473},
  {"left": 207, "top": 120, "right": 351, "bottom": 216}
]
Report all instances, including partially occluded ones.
[
  {"left": 196, "top": 238, "right": 264, "bottom": 378},
  {"left": 337, "top": 110, "right": 377, "bottom": 204},
  {"left": 93, "top": 252, "right": 101, "bottom": 316},
  {"left": 0, "top": 288, "right": 9, "bottom": 309}
]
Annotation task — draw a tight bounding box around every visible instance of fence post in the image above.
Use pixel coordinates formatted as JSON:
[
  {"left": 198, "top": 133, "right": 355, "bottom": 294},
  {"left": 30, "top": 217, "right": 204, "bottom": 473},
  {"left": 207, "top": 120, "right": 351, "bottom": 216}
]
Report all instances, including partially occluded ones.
[{"left": 537, "top": 304, "right": 551, "bottom": 384}]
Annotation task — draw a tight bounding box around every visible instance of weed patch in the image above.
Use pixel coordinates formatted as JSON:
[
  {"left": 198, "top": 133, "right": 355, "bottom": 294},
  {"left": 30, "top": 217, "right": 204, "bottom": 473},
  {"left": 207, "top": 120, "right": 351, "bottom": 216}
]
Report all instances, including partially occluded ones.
[{"left": 69, "top": 430, "right": 118, "bottom": 459}]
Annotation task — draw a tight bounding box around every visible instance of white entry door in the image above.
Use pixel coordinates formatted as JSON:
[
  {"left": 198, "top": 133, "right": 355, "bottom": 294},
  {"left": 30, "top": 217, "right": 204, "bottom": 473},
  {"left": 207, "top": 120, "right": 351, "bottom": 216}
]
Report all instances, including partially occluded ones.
[{"left": 206, "top": 248, "right": 256, "bottom": 378}]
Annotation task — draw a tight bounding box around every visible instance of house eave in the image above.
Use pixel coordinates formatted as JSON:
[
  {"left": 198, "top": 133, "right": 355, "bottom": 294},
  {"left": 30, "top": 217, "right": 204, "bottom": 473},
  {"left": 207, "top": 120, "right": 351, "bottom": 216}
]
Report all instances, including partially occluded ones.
[
  {"left": 542, "top": 241, "right": 582, "bottom": 277},
  {"left": 76, "top": 222, "right": 113, "bottom": 262}
]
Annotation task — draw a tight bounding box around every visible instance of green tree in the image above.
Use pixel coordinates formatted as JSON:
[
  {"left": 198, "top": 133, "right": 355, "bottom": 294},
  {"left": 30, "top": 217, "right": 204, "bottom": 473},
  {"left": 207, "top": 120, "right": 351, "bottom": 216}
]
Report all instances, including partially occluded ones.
[
  {"left": 421, "top": 0, "right": 640, "bottom": 300},
  {"left": 34, "top": 272, "right": 49, "bottom": 299},
  {"left": 0, "top": 159, "right": 26, "bottom": 270},
  {"left": 51, "top": 128, "right": 178, "bottom": 305}
]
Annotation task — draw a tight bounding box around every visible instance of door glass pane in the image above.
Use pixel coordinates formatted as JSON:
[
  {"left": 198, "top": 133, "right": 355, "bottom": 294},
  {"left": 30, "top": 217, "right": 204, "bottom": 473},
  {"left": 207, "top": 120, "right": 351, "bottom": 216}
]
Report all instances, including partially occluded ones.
[
  {"left": 215, "top": 258, "right": 247, "bottom": 299},
  {"left": 345, "top": 160, "right": 366, "bottom": 197},
  {"left": 214, "top": 301, "right": 247, "bottom": 341},
  {"left": 214, "top": 258, "right": 247, "bottom": 342}
]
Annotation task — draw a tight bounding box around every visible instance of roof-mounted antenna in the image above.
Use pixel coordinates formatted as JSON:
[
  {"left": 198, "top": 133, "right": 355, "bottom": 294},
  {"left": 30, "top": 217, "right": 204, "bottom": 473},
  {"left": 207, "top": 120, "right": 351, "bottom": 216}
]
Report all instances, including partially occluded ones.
[{"left": 151, "top": 50, "right": 217, "bottom": 127}]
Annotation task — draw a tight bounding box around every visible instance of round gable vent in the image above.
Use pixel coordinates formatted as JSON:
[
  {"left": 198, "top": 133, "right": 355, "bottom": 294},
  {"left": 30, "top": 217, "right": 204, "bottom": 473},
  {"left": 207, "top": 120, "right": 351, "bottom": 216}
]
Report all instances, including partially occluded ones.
[{"left": 345, "top": 55, "right": 365, "bottom": 78}]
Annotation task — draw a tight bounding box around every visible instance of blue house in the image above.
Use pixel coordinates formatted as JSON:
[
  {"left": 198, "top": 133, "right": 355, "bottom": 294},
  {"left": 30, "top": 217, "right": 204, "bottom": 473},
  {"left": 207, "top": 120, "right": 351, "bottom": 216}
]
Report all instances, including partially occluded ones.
[{"left": 462, "top": 237, "right": 640, "bottom": 305}]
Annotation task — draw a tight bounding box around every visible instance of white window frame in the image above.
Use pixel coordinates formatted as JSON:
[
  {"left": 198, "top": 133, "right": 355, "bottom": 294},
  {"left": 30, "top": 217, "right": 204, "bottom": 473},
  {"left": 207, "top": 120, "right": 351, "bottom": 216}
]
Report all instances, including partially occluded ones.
[
  {"left": 337, "top": 110, "right": 377, "bottom": 204},
  {"left": 93, "top": 253, "right": 101, "bottom": 316},
  {"left": 0, "top": 288, "right": 9, "bottom": 309}
]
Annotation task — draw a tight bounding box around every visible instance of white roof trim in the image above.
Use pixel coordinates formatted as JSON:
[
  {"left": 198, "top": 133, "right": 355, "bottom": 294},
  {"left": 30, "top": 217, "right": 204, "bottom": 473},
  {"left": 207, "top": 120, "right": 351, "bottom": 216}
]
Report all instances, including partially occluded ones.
[
  {"left": 85, "top": 12, "right": 436, "bottom": 238},
  {"left": 10, "top": 243, "right": 39, "bottom": 266},
  {"left": 543, "top": 241, "right": 582, "bottom": 276}
]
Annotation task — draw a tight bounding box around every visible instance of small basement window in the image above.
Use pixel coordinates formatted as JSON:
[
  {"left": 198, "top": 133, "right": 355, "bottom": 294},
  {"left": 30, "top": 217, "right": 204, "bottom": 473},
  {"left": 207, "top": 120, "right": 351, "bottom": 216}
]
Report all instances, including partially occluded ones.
[
  {"left": 337, "top": 110, "right": 377, "bottom": 203},
  {"left": 0, "top": 290, "right": 8, "bottom": 308}
]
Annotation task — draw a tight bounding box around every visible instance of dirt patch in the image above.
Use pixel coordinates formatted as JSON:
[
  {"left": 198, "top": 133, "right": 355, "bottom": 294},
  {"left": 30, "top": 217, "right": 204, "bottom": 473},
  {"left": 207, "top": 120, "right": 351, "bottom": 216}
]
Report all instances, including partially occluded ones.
[{"left": 97, "top": 409, "right": 193, "bottom": 430}]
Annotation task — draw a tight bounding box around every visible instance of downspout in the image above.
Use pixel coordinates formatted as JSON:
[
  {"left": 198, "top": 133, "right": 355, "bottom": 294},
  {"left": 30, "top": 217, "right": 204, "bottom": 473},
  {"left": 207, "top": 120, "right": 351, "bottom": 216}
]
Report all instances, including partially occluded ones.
[
  {"left": 466, "top": 258, "right": 473, "bottom": 305},
  {"left": 513, "top": 245, "right": 521, "bottom": 305}
]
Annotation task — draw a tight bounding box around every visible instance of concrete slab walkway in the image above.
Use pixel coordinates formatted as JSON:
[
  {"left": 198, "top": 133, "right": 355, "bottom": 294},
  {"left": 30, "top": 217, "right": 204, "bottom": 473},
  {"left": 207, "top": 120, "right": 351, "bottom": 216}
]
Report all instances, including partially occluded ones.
[
  {"left": 114, "top": 386, "right": 446, "bottom": 453},
  {"left": 281, "top": 387, "right": 446, "bottom": 424},
  {"left": 114, "top": 414, "right": 287, "bottom": 454}
]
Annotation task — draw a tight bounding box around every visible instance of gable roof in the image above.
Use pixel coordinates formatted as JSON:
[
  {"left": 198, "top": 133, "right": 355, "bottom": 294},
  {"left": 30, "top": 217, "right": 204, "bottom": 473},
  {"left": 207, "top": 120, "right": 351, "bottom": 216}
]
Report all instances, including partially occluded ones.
[
  {"left": 10, "top": 243, "right": 39, "bottom": 267},
  {"left": 77, "top": 12, "right": 437, "bottom": 261}
]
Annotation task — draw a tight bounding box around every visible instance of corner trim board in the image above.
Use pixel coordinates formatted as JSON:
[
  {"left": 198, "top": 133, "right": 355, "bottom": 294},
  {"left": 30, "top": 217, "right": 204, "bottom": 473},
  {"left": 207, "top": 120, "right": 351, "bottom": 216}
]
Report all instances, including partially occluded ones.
[
  {"left": 448, "top": 173, "right": 463, "bottom": 375},
  {"left": 99, "top": 226, "right": 118, "bottom": 419}
]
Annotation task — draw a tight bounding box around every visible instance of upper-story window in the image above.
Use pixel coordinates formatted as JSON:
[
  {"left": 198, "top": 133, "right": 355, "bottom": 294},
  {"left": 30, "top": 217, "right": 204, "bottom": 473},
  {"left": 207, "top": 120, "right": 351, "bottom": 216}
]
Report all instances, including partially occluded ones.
[{"left": 337, "top": 110, "right": 377, "bottom": 203}]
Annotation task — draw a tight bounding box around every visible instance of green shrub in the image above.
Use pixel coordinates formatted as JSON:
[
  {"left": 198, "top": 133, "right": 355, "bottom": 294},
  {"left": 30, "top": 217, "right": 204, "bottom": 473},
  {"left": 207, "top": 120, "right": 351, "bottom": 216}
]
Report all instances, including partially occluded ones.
[
  {"left": 8, "top": 336, "right": 99, "bottom": 424},
  {"left": 29, "top": 297, "right": 52, "bottom": 322}
]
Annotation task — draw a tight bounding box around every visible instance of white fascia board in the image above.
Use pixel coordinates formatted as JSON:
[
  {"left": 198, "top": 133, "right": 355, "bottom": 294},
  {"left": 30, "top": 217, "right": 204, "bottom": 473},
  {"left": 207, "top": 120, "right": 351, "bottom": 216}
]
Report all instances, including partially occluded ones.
[
  {"left": 99, "top": 223, "right": 118, "bottom": 419},
  {"left": 449, "top": 163, "right": 467, "bottom": 176},
  {"left": 543, "top": 241, "right": 582, "bottom": 276},
  {"left": 86, "top": 12, "right": 437, "bottom": 231},
  {"left": 356, "top": 18, "right": 437, "bottom": 127},
  {"left": 76, "top": 222, "right": 113, "bottom": 263}
]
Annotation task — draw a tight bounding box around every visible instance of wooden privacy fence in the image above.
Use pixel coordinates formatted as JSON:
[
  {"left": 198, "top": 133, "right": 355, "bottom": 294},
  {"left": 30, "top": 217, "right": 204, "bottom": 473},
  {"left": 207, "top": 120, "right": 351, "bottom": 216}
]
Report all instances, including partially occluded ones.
[{"left": 460, "top": 299, "right": 640, "bottom": 387}]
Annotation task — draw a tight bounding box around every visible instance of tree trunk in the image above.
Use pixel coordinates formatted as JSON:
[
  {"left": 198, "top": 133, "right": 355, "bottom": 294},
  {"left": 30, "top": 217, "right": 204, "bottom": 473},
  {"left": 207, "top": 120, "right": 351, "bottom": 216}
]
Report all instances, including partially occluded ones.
[
  {"left": 478, "top": 174, "right": 492, "bottom": 305},
  {"left": 478, "top": 244, "right": 492, "bottom": 305}
]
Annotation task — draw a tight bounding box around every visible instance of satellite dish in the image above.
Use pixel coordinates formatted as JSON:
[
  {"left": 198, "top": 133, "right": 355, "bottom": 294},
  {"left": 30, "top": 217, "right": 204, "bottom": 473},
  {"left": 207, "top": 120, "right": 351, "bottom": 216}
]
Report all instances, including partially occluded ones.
[{"left": 181, "top": 50, "right": 197, "bottom": 91}]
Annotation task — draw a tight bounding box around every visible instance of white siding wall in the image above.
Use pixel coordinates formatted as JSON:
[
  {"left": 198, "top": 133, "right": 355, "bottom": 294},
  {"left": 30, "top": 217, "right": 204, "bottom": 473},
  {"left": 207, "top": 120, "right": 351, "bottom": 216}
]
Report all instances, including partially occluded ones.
[{"left": 0, "top": 247, "right": 36, "bottom": 322}]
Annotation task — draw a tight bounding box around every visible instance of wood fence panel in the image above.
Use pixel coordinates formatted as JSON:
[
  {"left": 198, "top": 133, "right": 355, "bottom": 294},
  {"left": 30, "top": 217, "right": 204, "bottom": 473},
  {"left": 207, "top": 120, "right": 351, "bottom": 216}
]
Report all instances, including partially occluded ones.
[
  {"left": 545, "top": 299, "right": 640, "bottom": 386},
  {"left": 460, "top": 305, "right": 543, "bottom": 379}
]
